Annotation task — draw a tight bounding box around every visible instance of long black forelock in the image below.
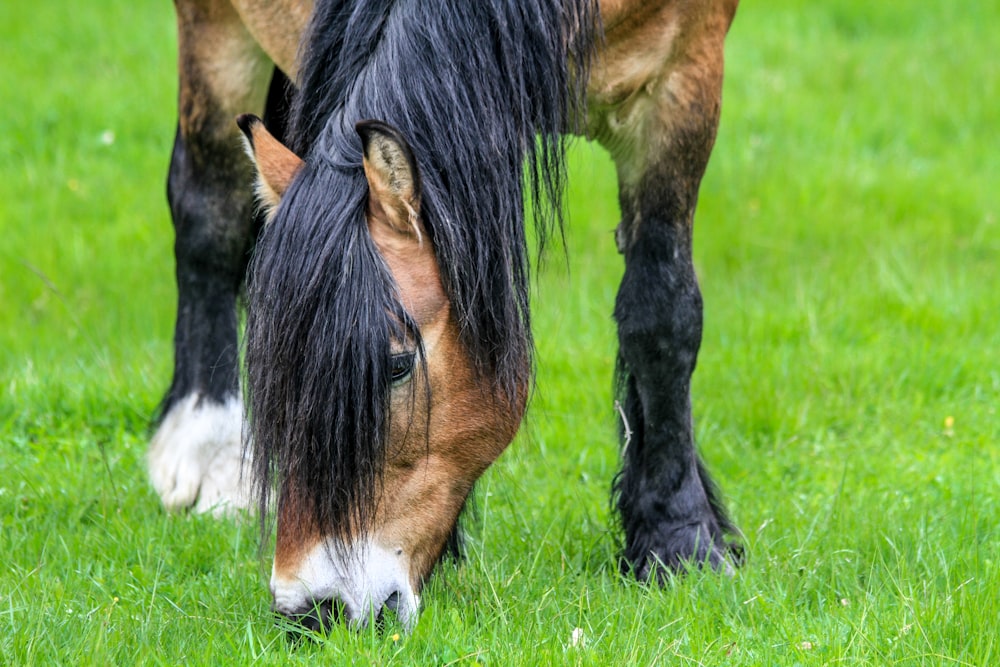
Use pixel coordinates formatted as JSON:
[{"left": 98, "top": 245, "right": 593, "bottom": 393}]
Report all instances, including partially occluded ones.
[
  {"left": 246, "top": 157, "right": 420, "bottom": 541},
  {"left": 248, "top": 0, "right": 599, "bottom": 542}
]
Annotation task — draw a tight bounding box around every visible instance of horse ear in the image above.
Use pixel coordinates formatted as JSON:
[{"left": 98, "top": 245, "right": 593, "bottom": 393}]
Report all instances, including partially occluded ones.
[
  {"left": 236, "top": 114, "right": 303, "bottom": 218},
  {"left": 356, "top": 120, "right": 425, "bottom": 243}
]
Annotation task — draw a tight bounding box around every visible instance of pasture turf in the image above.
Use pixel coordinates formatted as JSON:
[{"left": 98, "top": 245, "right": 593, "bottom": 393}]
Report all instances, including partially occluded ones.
[{"left": 1, "top": 0, "right": 997, "bottom": 664}]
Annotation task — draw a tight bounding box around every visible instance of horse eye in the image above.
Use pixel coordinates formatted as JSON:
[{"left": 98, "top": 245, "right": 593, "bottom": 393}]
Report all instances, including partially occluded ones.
[{"left": 390, "top": 352, "right": 415, "bottom": 386}]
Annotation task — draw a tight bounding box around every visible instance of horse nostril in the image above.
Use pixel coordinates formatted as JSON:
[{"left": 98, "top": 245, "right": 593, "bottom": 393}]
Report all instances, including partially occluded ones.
[
  {"left": 371, "top": 591, "right": 402, "bottom": 630},
  {"left": 280, "top": 598, "right": 346, "bottom": 636}
]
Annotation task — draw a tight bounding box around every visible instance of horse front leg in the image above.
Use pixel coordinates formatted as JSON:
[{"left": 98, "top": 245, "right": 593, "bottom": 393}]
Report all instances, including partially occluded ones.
[
  {"left": 591, "top": 1, "right": 741, "bottom": 579},
  {"left": 613, "top": 198, "right": 739, "bottom": 579},
  {"left": 148, "top": 0, "right": 273, "bottom": 514}
]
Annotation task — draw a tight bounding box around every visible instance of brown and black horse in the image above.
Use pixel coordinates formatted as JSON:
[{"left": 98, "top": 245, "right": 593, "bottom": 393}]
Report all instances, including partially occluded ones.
[{"left": 148, "top": 0, "right": 741, "bottom": 630}]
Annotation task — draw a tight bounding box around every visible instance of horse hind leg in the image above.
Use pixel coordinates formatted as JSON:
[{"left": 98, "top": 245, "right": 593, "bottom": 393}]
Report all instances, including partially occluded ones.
[
  {"left": 148, "top": 0, "right": 274, "bottom": 515},
  {"left": 591, "top": 1, "right": 741, "bottom": 579}
]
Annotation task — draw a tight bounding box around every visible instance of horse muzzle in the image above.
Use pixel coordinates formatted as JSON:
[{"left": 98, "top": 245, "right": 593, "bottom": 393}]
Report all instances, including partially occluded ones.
[{"left": 270, "top": 539, "right": 420, "bottom": 632}]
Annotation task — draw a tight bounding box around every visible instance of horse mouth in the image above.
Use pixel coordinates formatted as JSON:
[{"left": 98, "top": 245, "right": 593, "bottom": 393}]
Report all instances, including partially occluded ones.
[{"left": 277, "top": 588, "right": 412, "bottom": 636}]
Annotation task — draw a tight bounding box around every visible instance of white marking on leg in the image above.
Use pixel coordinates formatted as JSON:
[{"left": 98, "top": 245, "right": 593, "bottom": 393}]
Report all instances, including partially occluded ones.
[{"left": 148, "top": 393, "right": 250, "bottom": 515}]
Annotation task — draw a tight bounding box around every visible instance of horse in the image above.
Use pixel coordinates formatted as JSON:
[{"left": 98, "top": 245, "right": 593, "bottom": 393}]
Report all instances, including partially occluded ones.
[{"left": 147, "top": 0, "right": 742, "bottom": 630}]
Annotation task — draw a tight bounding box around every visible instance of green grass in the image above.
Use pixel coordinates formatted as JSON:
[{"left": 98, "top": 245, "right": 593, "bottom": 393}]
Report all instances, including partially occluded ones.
[{"left": 2, "top": 0, "right": 998, "bottom": 664}]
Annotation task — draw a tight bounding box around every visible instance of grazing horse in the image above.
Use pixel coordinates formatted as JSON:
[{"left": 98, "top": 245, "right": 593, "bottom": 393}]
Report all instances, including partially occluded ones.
[{"left": 148, "top": 0, "right": 741, "bottom": 630}]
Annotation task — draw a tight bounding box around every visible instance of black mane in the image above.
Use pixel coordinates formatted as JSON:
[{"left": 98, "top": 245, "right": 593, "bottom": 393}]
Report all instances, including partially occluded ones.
[{"left": 246, "top": 0, "right": 599, "bottom": 542}]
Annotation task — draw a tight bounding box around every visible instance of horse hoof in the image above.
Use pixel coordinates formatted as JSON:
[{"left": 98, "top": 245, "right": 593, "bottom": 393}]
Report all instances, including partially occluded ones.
[
  {"left": 623, "top": 521, "right": 743, "bottom": 583},
  {"left": 148, "top": 393, "right": 250, "bottom": 516}
]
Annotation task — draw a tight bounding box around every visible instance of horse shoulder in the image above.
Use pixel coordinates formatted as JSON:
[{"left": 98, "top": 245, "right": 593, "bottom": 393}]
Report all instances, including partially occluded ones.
[
  {"left": 229, "top": 0, "right": 313, "bottom": 78},
  {"left": 588, "top": 0, "right": 739, "bottom": 182}
]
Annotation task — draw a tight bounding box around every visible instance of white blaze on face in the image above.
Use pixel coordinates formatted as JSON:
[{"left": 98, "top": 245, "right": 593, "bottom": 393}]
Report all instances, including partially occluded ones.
[{"left": 271, "top": 539, "right": 420, "bottom": 631}]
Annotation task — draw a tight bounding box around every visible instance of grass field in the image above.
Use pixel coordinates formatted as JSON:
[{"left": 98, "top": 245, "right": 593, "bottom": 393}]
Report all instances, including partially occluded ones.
[{"left": 1, "top": 1, "right": 998, "bottom": 664}]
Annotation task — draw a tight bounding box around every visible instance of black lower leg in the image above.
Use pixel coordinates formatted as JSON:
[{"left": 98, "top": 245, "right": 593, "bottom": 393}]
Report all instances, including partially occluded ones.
[
  {"left": 613, "top": 159, "right": 740, "bottom": 580},
  {"left": 159, "top": 67, "right": 291, "bottom": 418},
  {"left": 158, "top": 125, "right": 256, "bottom": 417}
]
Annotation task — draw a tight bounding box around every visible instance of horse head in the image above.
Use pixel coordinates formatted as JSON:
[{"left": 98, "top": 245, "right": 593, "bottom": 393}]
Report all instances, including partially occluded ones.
[{"left": 239, "top": 115, "right": 525, "bottom": 630}]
